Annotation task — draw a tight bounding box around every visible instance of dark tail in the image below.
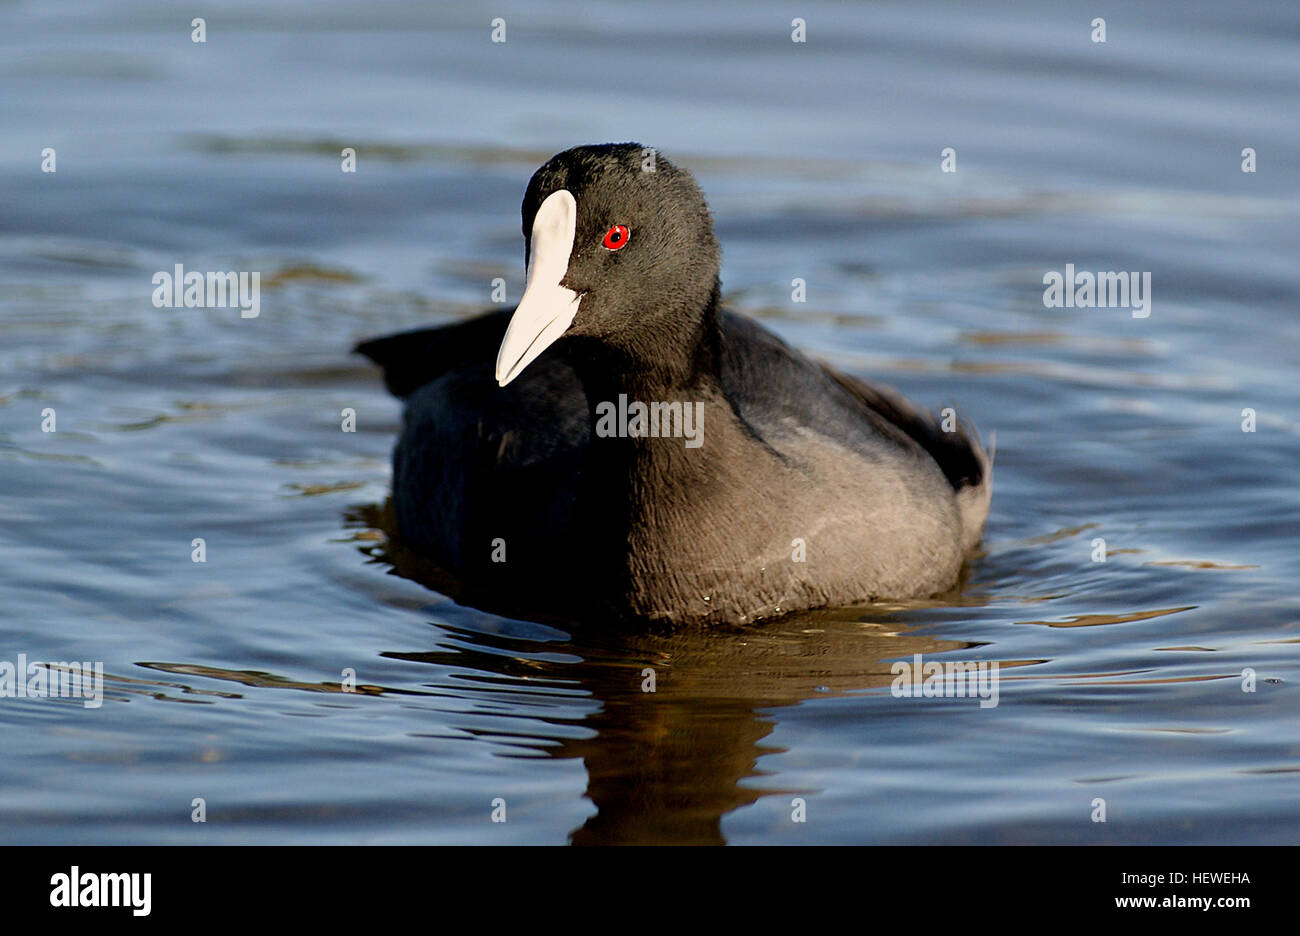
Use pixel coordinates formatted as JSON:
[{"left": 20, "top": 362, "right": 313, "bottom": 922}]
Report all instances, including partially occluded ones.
[{"left": 354, "top": 309, "right": 511, "bottom": 398}]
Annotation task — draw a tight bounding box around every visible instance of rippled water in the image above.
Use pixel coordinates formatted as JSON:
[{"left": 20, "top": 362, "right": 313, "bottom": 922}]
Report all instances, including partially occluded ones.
[{"left": 2, "top": 0, "right": 1298, "bottom": 844}]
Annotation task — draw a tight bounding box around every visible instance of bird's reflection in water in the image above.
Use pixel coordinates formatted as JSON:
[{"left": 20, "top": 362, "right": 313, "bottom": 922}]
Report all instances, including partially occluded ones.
[{"left": 360, "top": 502, "right": 983, "bottom": 845}]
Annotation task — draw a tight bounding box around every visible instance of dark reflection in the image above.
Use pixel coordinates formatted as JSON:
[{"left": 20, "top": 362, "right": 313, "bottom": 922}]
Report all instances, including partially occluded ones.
[{"left": 351, "top": 502, "right": 980, "bottom": 845}]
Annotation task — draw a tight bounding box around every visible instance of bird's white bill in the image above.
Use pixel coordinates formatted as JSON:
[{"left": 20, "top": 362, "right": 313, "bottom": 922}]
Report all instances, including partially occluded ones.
[{"left": 495, "top": 189, "right": 582, "bottom": 387}]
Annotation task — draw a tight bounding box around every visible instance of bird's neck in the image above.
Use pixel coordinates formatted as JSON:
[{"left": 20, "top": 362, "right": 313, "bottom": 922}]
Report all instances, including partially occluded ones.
[
  {"left": 559, "top": 281, "right": 743, "bottom": 616},
  {"left": 563, "top": 279, "right": 725, "bottom": 403}
]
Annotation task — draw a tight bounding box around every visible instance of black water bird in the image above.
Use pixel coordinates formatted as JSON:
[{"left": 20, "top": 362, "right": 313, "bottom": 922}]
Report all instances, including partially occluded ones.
[{"left": 357, "top": 143, "right": 991, "bottom": 627}]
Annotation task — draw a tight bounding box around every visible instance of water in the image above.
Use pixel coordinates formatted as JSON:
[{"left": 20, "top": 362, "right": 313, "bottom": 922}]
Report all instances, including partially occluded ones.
[{"left": 2, "top": 0, "right": 1298, "bottom": 844}]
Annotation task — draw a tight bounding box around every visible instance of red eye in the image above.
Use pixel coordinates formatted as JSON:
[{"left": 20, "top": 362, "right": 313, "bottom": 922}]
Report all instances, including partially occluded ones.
[{"left": 602, "top": 224, "right": 629, "bottom": 250}]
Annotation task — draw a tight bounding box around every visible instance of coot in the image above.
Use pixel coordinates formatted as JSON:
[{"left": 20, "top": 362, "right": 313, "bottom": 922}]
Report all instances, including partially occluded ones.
[{"left": 357, "top": 143, "right": 991, "bottom": 627}]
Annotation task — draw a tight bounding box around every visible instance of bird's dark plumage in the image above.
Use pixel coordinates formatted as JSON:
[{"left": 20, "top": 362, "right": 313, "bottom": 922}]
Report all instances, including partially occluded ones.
[{"left": 357, "top": 144, "right": 991, "bottom": 627}]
